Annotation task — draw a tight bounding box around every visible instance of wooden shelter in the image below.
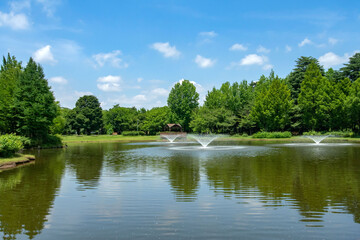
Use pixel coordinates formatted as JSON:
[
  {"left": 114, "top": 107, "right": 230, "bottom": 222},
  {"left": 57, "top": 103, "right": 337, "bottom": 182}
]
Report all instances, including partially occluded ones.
[{"left": 164, "top": 123, "right": 182, "bottom": 132}]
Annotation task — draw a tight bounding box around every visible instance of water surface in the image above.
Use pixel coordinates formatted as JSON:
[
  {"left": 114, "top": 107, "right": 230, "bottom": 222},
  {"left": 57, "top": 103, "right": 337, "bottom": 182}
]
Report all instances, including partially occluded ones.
[{"left": 0, "top": 141, "right": 359, "bottom": 239}]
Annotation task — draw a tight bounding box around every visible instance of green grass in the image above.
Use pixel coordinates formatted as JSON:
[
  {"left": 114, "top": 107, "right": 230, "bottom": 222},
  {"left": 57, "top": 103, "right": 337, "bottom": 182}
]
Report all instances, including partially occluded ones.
[
  {"left": 62, "top": 135, "right": 160, "bottom": 143},
  {"left": 0, "top": 154, "right": 34, "bottom": 165}
]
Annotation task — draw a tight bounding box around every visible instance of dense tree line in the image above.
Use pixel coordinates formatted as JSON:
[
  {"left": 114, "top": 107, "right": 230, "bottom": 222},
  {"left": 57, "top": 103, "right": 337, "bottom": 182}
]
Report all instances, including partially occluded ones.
[
  {"left": 2, "top": 53, "right": 360, "bottom": 138},
  {"left": 0, "top": 54, "right": 60, "bottom": 146}
]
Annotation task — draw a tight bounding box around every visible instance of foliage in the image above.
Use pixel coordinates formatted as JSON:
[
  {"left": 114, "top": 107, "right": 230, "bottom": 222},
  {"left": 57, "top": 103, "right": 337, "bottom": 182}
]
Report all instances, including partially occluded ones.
[
  {"left": 0, "top": 54, "right": 22, "bottom": 134},
  {"left": 252, "top": 131, "right": 292, "bottom": 138},
  {"left": 72, "top": 95, "right": 103, "bottom": 135},
  {"left": 287, "top": 56, "right": 324, "bottom": 102},
  {"left": 103, "top": 105, "right": 140, "bottom": 134},
  {"left": 190, "top": 107, "right": 237, "bottom": 133},
  {"left": 347, "top": 78, "right": 360, "bottom": 132},
  {"left": 141, "top": 106, "right": 170, "bottom": 135},
  {"left": 122, "top": 131, "right": 145, "bottom": 136},
  {"left": 0, "top": 134, "right": 28, "bottom": 157},
  {"left": 298, "top": 63, "right": 331, "bottom": 131},
  {"left": 167, "top": 80, "right": 199, "bottom": 132},
  {"left": 251, "top": 72, "right": 293, "bottom": 131},
  {"left": 14, "top": 58, "right": 58, "bottom": 145},
  {"left": 341, "top": 53, "right": 360, "bottom": 82}
]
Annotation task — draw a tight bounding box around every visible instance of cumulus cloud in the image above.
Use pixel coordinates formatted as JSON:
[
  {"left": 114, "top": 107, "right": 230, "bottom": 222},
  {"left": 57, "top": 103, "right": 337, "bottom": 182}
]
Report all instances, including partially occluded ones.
[
  {"left": 178, "top": 78, "right": 204, "bottom": 92},
  {"left": 257, "top": 45, "right": 271, "bottom": 53},
  {"left": 194, "top": 55, "right": 216, "bottom": 68},
  {"left": 10, "top": 0, "right": 31, "bottom": 12},
  {"left": 240, "top": 54, "right": 268, "bottom": 65},
  {"left": 75, "top": 91, "right": 93, "bottom": 97},
  {"left": 33, "top": 45, "right": 57, "bottom": 64},
  {"left": 151, "top": 88, "right": 169, "bottom": 97},
  {"left": 137, "top": 77, "right": 143, "bottom": 82},
  {"left": 318, "top": 52, "right": 350, "bottom": 68},
  {"left": 92, "top": 50, "right": 128, "bottom": 68},
  {"left": 36, "top": 0, "right": 61, "bottom": 17},
  {"left": 299, "top": 38, "right": 312, "bottom": 47},
  {"left": 0, "top": 11, "right": 29, "bottom": 30},
  {"left": 151, "top": 42, "right": 180, "bottom": 59},
  {"left": 229, "top": 43, "right": 247, "bottom": 51},
  {"left": 199, "top": 31, "right": 217, "bottom": 38},
  {"left": 285, "top": 45, "right": 292, "bottom": 52},
  {"left": 49, "top": 76, "right": 68, "bottom": 84},
  {"left": 263, "top": 64, "right": 274, "bottom": 70},
  {"left": 97, "top": 75, "right": 122, "bottom": 92},
  {"left": 328, "top": 37, "right": 338, "bottom": 45}
]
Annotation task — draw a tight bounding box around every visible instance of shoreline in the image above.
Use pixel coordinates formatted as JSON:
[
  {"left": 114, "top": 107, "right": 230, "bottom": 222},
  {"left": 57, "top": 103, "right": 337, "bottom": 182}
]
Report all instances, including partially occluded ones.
[
  {"left": 61, "top": 135, "right": 360, "bottom": 144},
  {"left": 0, "top": 154, "right": 36, "bottom": 171}
]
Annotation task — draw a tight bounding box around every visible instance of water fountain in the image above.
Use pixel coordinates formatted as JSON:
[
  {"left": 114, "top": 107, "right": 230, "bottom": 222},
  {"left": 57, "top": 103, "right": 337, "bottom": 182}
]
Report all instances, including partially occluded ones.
[
  {"left": 161, "top": 134, "right": 182, "bottom": 143},
  {"left": 188, "top": 134, "right": 221, "bottom": 147},
  {"left": 305, "top": 135, "right": 330, "bottom": 144}
]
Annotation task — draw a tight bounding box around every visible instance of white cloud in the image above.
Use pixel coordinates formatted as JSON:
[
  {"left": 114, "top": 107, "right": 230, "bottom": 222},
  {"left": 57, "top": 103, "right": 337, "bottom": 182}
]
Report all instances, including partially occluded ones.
[
  {"left": 318, "top": 52, "right": 349, "bottom": 68},
  {"left": 49, "top": 76, "right": 67, "bottom": 84},
  {"left": 229, "top": 43, "right": 247, "bottom": 51},
  {"left": 199, "top": 31, "right": 217, "bottom": 38},
  {"left": 151, "top": 88, "right": 169, "bottom": 97},
  {"left": 299, "top": 38, "right": 312, "bottom": 47},
  {"left": 240, "top": 54, "right": 268, "bottom": 65},
  {"left": 36, "top": 0, "right": 61, "bottom": 17},
  {"left": 257, "top": 45, "right": 271, "bottom": 53},
  {"left": 263, "top": 64, "right": 273, "bottom": 70},
  {"left": 97, "top": 75, "right": 122, "bottom": 92},
  {"left": 137, "top": 77, "right": 143, "bottom": 82},
  {"left": 194, "top": 55, "right": 216, "bottom": 68},
  {"left": 10, "top": 0, "right": 31, "bottom": 12},
  {"left": 151, "top": 42, "right": 180, "bottom": 59},
  {"left": 285, "top": 45, "right": 292, "bottom": 52},
  {"left": 33, "top": 45, "right": 57, "bottom": 64},
  {"left": 0, "top": 11, "right": 29, "bottom": 30},
  {"left": 178, "top": 78, "right": 204, "bottom": 92},
  {"left": 92, "top": 50, "right": 128, "bottom": 68},
  {"left": 75, "top": 91, "right": 93, "bottom": 97},
  {"left": 328, "top": 37, "right": 338, "bottom": 45}
]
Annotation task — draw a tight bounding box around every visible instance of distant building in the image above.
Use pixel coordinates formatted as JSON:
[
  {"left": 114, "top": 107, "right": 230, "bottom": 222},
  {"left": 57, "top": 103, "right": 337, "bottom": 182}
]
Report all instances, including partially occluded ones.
[{"left": 164, "top": 123, "right": 182, "bottom": 132}]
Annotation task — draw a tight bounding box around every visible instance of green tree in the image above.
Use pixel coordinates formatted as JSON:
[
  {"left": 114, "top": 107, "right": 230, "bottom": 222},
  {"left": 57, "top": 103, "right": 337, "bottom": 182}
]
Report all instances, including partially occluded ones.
[
  {"left": 287, "top": 56, "right": 324, "bottom": 102},
  {"left": 167, "top": 80, "right": 199, "bottom": 132},
  {"left": 251, "top": 73, "right": 293, "bottom": 131},
  {"left": 0, "top": 54, "right": 22, "bottom": 134},
  {"left": 298, "top": 63, "right": 331, "bottom": 131},
  {"left": 14, "top": 58, "right": 58, "bottom": 144},
  {"left": 340, "top": 53, "right": 360, "bottom": 82},
  {"left": 347, "top": 78, "right": 360, "bottom": 132},
  {"left": 103, "top": 105, "right": 139, "bottom": 134},
  {"left": 190, "top": 106, "right": 237, "bottom": 133},
  {"left": 73, "top": 95, "right": 103, "bottom": 135},
  {"left": 142, "top": 106, "right": 170, "bottom": 135}
]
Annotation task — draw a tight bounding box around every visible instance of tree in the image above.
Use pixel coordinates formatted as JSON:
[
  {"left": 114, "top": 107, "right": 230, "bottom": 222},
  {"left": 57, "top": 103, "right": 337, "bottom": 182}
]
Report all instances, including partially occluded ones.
[
  {"left": 298, "top": 63, "right": 331, "bottom": 131},
  {"left": 287, "top": 56, "right": 324, "bottom": 102},
  {"left": 167, "top": 80, "right": 199, "bottom": 132},
  {"left": 103, "top": 105, "right": 139, "bottom": 134},
  {"left": 14, "top": 58, "right": 58, "bottom": 143},
  {"left": 142, "top": 106, "right": 170, "bottom": 135},
  {"left": 73, "top": 95, "right": 103, "bottom": 135},
  {"left": 190, "top": 107, "right": 237, "bottom": 133},
  {"left": 347, "top": 78, "right": 360, "bottom": 132},
  {"left": 0, "top": 54, "right": 22, "bottom": 134},
  {"left": 251, "top": 73, "right": 293, "bottom": 131},
  {"left": 340, "top": 53, "right": 360, "bottom": 82}
]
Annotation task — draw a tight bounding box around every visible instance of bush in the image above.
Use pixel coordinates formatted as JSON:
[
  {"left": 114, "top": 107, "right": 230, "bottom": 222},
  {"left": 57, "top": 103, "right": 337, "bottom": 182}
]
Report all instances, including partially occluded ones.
[
  {"left": 0, "top": 134, "right": 28, "bottom": 157},
  {"left": 122, "top": 131, "right": 145, "bottom": 136},
  {"left": 30, "top": 134, "right": 63, "bottom": 148},
  {"left": 252, "top": 131, "right": 292, "bottom": 138},
  {"left": 302, "top": 131, "right": 355, "bottom": 138}
]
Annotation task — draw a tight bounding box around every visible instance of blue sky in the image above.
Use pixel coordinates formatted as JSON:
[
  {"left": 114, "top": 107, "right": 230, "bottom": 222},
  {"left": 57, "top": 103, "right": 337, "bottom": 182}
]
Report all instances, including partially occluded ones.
[{"left": 0, "top": 0, "right": 359, "bottom": 109}]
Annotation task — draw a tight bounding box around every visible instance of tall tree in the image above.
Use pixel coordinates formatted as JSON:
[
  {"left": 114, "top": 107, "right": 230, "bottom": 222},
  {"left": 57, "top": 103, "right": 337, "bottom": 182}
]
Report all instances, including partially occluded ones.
[
  {"left": 73, "top": 95, "right": 103, "bottom": 135},
  {"left": 14, "top": 58, "right": 57, "bottom": 143},
  {"left": 142, "top": 106, "right": 170, "bottom": 135},
  {"left": 103, "top": 105, "right": 140, "bottom": 134},
  {"left": 340, "top": 53, "right": 360, "bottom": 82},
  {"left": 0, "top": 54, "right": 22, "bottom": 134},
  {"left": 287, "top": 56, "right": 324, "bottom": 102},
  {"left": 298, "top": 63, "right": 331, "bottom": 131},
  {"left": 167, "top": 80, "right": 199, "bottom": 132},
  {"left": 251, "top": 74, "right": 293, "bottom": 131},
  {"left": 347, "top": 78, "right": 360, "bottom": 132}
]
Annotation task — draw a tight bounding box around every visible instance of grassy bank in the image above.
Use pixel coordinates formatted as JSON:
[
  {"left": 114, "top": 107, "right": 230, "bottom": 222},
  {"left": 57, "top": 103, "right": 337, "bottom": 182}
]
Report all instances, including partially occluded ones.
[
  {"left": 61, "top": 134, "right": 360, "bottom": 144},
  {"left": 62, "top": 135, "right": 160, "bottom": 143},
  {"left": 0, "top": 154, "right": 35, "bottom": 172}
]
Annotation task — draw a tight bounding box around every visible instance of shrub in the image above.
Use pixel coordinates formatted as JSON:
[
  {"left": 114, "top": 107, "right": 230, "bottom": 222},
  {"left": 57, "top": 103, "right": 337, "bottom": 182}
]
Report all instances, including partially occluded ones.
[
  {"left": 252, "top": 131, "right": 292, "bottom": 138},
  {"left": 0, "top": 134, "right": 28, "bottom": 157},
  {"left": 122, "top": 131, "right": 145, "bottom": 136}
]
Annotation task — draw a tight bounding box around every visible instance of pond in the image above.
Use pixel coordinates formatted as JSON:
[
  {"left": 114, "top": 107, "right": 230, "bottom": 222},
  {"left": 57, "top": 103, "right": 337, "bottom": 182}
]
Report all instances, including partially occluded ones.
[{"left": 0, "top": 141, "right": 360, "bottom": 239}]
